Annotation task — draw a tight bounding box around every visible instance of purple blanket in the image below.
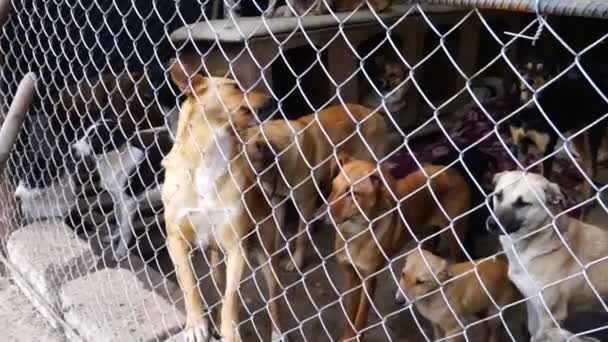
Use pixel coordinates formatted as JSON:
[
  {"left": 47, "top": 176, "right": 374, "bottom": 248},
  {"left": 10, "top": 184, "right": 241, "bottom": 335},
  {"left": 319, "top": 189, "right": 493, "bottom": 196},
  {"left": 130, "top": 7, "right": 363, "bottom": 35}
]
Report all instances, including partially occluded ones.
[{"left": 387, "top": 96, "right": 585, "bottom": 210}]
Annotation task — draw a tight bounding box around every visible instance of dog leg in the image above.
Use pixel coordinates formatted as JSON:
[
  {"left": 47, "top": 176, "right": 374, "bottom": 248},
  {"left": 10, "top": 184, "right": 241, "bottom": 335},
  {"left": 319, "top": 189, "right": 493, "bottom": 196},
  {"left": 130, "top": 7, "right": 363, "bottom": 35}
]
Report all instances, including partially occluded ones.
[
  {"left": 432, "top": 324, "right": 443, "bottom": 340},
  {"left": 210, "top": 249, "right": 225, "bottom": 329},
  {"left": 353, "top": 275, "right": 377, "bottom": 338},
  {"left": 264, "top": 0, "right": 278, "bottom": 17},
  {"left": 525, "top": 299, "right": 543, "bottom": 337},
  {"left": 283, "top": 196, "right": 316, "bottom": 272},
  {"left": 486, "top": 317, "right": 501, "bottom": 342},
  {"left": 112, "top": 198, "right": 137, "bottom": 260},
  {"left": 167, "top": 228, "right": 211, "bottom": 342},
  {"left": 255, "top": 250, "right": 287, "bottom": 341},
  {"left": 221, "top": 247, "right": 247, "bottom": 342},
  {"left": 443, "top": 327, "right": 466, "bottom": 342},
  {"left": 339, "top": 263, "right": 362, "bottom": 341}
]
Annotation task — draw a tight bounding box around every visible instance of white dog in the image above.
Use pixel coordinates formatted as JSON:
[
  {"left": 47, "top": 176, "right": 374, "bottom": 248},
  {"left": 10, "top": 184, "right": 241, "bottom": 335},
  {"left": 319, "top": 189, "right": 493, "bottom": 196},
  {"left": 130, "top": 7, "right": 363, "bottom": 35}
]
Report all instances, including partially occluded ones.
[{"left": 486, "top": 171, "right": 608, "bottom": 339}]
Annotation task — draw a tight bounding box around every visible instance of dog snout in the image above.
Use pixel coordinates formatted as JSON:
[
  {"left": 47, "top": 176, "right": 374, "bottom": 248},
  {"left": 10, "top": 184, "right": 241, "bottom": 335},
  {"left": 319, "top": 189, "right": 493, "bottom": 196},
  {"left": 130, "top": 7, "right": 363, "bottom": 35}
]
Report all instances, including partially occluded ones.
[
  {"left": 486, "top": 216, "right": 502, "bottom": 235},
  {"left": 258, "top": 97, "right": 277, "bottom": 120},
  {"left": 487, "top": 210, "right": 520, "bottom": 235},
  {"left": 395, "top": 289, "right": 408, "bottom": 306},
  {"left": 328, "top": 200, "right": 348, "bottom": 224}
]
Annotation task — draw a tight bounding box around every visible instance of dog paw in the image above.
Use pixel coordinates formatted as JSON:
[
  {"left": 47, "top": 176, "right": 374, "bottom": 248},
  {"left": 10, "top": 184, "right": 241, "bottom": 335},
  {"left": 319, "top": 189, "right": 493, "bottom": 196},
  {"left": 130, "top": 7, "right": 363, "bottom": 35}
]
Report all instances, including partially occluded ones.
[
  {"left": 100, "top": 233, "right": 113, "bottom": 244},
  {"left": 273, "top": 5, "right": 295, "bottom": 17},
  {"left": 184, "top": 322, "right": 215, "bottom": 342},
  {"left": 110, "top": 239, "right": 129, "bottom": 261},
  {"left": 281, "top": 257, "right": 302, "bottom": 272},
  {"left": 271, "top": 330, "right": 290, "bottom": 341}
]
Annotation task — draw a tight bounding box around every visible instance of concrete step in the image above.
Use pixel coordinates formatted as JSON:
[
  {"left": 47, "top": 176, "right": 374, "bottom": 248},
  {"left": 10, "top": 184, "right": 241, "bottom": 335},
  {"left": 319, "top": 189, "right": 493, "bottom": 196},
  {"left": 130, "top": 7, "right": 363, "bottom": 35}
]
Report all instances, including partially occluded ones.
[
  {"left": 0, "top": 276, "right": 64, "bottom": 341},
  {"left": 6, "top": 221, "right": 185, "bottom": 342}
]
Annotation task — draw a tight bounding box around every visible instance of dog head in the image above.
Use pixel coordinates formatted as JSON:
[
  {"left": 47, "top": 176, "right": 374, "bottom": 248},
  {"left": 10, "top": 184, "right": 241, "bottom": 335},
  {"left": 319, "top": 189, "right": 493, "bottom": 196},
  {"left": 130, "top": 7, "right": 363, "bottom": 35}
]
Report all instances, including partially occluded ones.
[
  {"left": 516, "top": 56, "right": 554, "bottom": 103},
  {"left": 169, "top": 60, "right": 275, "bottom": 130},
  {"left": 395, "top": 249, "right": 451, "bottom": 306},
  {"left": 326, "top": 156, "right": 394, "bottom": 225},
  {"left": 70, "top": 118, "right": 126, "bottom": 159},
  {"left": 486, "top": 171, "right": 565, "bottom": 236},
  {"left": 507, "top": 107, "right": 552, "bottom": 159},
  {"left": 242, "top": 120, "right": 302, "bottom": 177}
]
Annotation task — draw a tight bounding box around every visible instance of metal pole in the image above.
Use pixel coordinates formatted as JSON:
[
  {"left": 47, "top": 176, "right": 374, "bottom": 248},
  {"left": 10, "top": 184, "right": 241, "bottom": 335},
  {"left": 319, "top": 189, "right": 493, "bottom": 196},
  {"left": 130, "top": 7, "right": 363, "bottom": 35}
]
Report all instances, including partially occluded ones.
[
  {"left": 0, "top": 0, "right": 11, "bottom": 29},
  {"left": 0, "top": 72, "right": 37, "bottom": 175}
]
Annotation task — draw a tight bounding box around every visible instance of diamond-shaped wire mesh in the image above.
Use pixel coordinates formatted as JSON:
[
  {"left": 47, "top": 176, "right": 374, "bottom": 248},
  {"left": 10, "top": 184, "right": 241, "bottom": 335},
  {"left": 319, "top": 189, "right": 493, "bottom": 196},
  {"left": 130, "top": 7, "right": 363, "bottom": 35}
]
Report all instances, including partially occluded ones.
[{"left": 0, "top": 0, "right": 607, "bottom": 341}]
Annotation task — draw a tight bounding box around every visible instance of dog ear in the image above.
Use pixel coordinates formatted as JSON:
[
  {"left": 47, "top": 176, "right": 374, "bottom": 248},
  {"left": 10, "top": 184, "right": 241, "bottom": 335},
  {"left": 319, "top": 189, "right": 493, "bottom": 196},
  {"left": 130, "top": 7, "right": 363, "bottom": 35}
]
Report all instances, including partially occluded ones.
[
  {"left": 169, "top": 59, "right": 206, "bottom": 95},
  {"left": 245, "top": 134, "right": 275, "bottom": 168},
  {"left": 544, "top": 181, "right": 566, "bottom": 207},
  {"left": 370, "top": 165, "right": 396, "bottom": 198},
  {"left": 435, "top": 259, "right": 452, "bottom": 281},
  {"left": 329, "top": 152, "right": 353, "bottom": 179},
  {"left": 492, "top": 171, "right": 507, "bottom": 186}
]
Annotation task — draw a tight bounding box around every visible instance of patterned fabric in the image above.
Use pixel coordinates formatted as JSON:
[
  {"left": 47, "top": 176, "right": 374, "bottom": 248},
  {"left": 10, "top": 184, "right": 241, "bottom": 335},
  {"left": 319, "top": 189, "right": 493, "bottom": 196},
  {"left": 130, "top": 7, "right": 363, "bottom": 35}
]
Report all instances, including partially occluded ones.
[{"left": 388, "top": 96, "right": 591, "bottom": 211}]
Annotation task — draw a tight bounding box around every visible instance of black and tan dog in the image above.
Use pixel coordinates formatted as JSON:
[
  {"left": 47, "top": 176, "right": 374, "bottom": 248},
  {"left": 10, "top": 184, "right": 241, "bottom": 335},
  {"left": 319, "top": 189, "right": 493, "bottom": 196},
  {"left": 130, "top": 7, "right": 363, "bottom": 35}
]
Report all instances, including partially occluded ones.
[
  {"left": 508, "top": 57, "right": 608, "bottom": 200},
  {"left": 161, "top": 63, "right": 286, "bottom": 342}
]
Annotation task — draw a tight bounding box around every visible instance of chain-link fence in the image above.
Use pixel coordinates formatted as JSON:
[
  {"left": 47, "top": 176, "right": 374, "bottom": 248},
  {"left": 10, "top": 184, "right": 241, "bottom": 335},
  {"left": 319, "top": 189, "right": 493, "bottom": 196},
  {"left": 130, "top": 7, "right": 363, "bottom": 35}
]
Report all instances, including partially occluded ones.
[{"left": 0, "top": 0, "right": 607, "bottom": 341}]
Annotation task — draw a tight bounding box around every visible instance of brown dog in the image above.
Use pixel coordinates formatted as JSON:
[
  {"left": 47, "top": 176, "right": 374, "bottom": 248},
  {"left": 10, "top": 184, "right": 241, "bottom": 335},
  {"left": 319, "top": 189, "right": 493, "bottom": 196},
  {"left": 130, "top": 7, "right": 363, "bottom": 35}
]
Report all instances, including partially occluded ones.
[
  {"left": 161, "top": 64, "right": 286, "bottom": 342},
  {"left": 325, "top": 156, "right": 471, "bottom": 341},
  {"left": 245, "top": 104, "right": 391, "bottom": 271},
  {"left": 396, "top": 249, "right": 519, "bottom": 342}
]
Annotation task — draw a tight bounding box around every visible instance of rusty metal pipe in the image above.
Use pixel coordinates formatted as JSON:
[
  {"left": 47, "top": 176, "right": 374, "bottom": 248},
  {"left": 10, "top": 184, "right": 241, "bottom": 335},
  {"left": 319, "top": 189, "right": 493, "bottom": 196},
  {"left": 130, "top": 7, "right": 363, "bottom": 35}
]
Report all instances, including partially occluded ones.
[{"left": 0, "top": 72, "right": 37, "bottom": 175}]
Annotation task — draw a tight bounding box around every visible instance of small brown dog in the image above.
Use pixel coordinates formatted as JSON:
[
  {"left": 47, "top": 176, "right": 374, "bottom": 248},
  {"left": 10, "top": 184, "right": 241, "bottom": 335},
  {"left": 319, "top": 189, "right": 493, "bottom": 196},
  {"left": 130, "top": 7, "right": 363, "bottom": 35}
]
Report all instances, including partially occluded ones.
[
  {"left": 162, "top": 63, "right": 286, "bottom": 342},
  {"left": 325, "top": 156, "right": 471, "bottom": 341},
  {"left": 396, "top": 249, "right": 519, "bottom": 342},
  {"left": 245, "top": 104, "right": 391, "bottom": 271}
]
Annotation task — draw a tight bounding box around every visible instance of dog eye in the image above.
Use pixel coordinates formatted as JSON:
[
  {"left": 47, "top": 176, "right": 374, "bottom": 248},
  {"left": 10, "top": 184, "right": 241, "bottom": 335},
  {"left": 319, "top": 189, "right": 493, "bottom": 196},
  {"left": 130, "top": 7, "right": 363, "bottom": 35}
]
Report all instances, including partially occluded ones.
[
  {"left": 513, "top": 197, "right": 531, "bottom": 208},
  {"left": 495, "top": 191, "right": 503, "bottom": 202},
  {"left": 415, "top": 279, "right": 425, "bottom": 285}
]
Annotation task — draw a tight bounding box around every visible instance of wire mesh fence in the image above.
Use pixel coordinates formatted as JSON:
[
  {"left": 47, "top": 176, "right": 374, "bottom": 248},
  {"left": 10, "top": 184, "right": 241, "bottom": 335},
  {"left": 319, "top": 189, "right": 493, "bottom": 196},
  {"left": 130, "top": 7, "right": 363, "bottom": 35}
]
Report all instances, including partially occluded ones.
[{"left": 0, "top": 0, "right": 607, "bottom": 341}]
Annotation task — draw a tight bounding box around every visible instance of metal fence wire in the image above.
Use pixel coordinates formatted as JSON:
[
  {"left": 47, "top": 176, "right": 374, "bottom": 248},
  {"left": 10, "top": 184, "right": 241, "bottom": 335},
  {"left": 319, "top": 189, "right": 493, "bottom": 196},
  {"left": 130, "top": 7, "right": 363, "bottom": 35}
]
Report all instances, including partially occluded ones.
[{"left": 1, "top": 0, "right": 608, "bottom": 341}]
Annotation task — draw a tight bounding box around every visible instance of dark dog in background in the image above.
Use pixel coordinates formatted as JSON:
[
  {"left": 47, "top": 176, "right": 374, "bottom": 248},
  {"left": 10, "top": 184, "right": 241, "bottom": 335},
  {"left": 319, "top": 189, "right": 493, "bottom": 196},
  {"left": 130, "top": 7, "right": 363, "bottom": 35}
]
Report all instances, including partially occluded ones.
[
  {"left": 508, "top": 56, "right": 608, "bottom": 200},
  {"left": 358, "top": 33, "right": 410, "bottom": 127}
]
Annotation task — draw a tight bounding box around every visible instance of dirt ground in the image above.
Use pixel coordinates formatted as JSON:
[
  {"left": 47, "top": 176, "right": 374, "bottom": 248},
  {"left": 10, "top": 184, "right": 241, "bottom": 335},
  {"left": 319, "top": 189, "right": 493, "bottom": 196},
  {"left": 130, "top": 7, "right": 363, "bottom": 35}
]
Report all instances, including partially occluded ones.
[
  {"left": 19, "top": 170, "right": 608, "bottom": 342},
  {"left": 119, "top": 204, "right": 534, "bottom": 342},
  {"left": 125, "top": 177, "right": 608, "bottom": 342}
]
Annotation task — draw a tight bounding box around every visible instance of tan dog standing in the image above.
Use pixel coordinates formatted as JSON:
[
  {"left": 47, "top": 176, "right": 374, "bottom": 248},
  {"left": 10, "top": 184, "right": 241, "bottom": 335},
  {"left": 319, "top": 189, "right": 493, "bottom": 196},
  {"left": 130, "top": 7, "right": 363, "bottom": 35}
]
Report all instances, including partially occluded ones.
[
  {"left": 245, "top": 104, "right": 391, "bottom": 271},
  {"left": 325, "top": 157, "right": 471, "bottom": 341},
  {"left": 161, "top": 64, "right": 286, "bottom": 342},
  {"left": 487, "top": 171, "right": 608, "bottom": 339},
  {"left": 396, "top": 249, "right": 519, "bottom": 342}
]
